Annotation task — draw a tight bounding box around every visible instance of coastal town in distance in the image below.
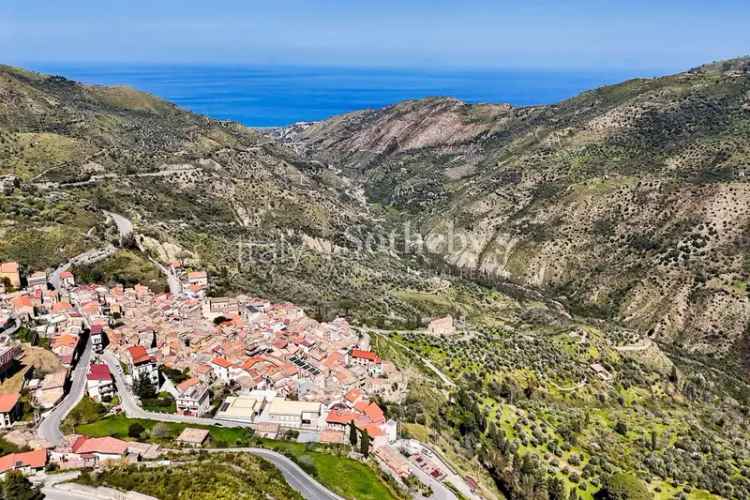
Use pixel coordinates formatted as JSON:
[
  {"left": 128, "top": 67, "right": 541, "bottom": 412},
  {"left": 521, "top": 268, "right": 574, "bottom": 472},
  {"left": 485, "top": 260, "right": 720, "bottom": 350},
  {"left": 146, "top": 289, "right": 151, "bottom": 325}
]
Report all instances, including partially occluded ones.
[{"left": 0, "top": 249, "right": 478, "bottom": 498}]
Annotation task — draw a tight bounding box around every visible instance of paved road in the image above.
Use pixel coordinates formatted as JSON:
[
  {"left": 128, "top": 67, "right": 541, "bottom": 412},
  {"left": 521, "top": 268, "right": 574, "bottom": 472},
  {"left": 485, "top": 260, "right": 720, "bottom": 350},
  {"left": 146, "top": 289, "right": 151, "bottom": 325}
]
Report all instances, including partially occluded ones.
[
  {"left": 201, "top": 448, "right": 343, "bottom": 500},
  {"left": 37, "top": 338, "right": 93, "bottom": 446},
  {"left": 417, "top": 442, "right": 481, "bottom": 500},
  {"left": 35, "top": 450, "right": 340, "bottom": 500},
  {"left": 103, "top": 210, "right": 133, "bottom": 239},
  {"left": 36, "top": 471, "right": 157, "bottom": 500},
  {"left": 37, "top": 300, "right": 95, "bottom": 446},
  {"left": 101, "top": 352, "right": 341, "bottom": 500},
  {"left": 410, "top": 465, "right": 457, "bottom": 500},
  {"left": 101, "top": 352, "right": 243, "bottom": 427},
  {"left": 103, "top": 210, "right": 182, "bottom": 296},
  {"left": 148, "top": 257, "right": 182, "bottom": 296},
  {"left": 49, "top": 245, "right": 117, "bottom": 290}
]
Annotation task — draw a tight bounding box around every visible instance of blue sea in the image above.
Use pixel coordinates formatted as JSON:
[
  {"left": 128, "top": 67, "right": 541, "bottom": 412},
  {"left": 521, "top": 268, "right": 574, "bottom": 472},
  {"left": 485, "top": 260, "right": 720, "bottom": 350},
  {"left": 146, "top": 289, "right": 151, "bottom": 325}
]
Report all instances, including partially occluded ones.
[{"left": 29, "top": 64, "right": 656, "bottom": 127}]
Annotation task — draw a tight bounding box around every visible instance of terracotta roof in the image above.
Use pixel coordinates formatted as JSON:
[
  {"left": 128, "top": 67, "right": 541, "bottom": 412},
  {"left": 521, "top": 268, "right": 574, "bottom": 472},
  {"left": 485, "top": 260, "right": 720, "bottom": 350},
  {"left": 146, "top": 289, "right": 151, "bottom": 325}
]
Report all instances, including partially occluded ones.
[
  {"left": 354, "top": 400, "right": 370, "bottom": 413},
  {"left": 0, "top": 449, "right": 47, "bottom": 473},
  {"left": 326, "top": 410, "right": 357, "bottom": 425},
  {"left": 193, "top": 364, "right": 211, "bottom": 375},
  {"left": 365, "top": 402, "right": 386, "bottom": 424},
  {"left": 60, "top": 271, "right": 74, "bottom": 279},
  {"left": 127, "top": 345, "right": 152, "bottom": 364},
  {"left": 51, "top": 302, "right": 73, "bottom": 313},
  {"left": 176, "top": 377, "right": 200, "bottom": 393},
  {"left": 344, "top": 388, "right": 363, "bottom": 403},
  {"left": 322, "top": 352, "right": 344, "bottom": 369},
  {"left": 12, "top": 295, "right": 32, "bottom": 309},
  {"left": 72, "top": 436, "right": 129, "bottom": 455},
  {"left": 351, "top": 349, "right": 381, "bottom": 364},
  {"left": 364, "top": 423, "right": 385, "bottom": 437},
  {"left": 272, "top": 338, "right": 288, "bottom": 349},
  {"left": 211, "top": 356, "right": 232, "bottom": 369},
  {"left": 87, "top": 364, "right": 112, "bottom": 382},
  {"left": 51, "top": 334, "right": 79, "bottom": 349},
  {"left": 0, "top": 393, "right": 19, "bottom": 413}
]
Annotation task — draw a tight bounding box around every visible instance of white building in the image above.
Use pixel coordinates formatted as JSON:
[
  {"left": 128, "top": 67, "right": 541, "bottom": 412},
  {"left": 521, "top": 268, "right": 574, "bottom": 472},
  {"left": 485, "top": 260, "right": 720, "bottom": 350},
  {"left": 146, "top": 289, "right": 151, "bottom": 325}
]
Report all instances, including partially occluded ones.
[
  {"left": 86, "top": 364, "right": 114, "bottom": 402},
  {"left": 264, "top": 398, "right": 322, "bottom": 430},
  {"left": 127, "top": 345, "right": 159, "bottom": 386},
  {"left": 175, "top": 378, "right": 211, "bottom": 417}
]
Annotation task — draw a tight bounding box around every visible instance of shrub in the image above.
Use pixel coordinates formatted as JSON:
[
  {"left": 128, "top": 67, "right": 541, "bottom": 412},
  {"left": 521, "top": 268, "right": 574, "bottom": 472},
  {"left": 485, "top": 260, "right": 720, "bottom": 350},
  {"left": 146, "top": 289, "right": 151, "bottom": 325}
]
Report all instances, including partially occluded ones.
[
  {"left": 614, "top": 421, "right": 628, "bottom": 436},
  {"left": 598, "top": 472, "right": 650, "bottom": 500},
  {"left": 128, "top": 423, "right": 146, "bottom": 439}
]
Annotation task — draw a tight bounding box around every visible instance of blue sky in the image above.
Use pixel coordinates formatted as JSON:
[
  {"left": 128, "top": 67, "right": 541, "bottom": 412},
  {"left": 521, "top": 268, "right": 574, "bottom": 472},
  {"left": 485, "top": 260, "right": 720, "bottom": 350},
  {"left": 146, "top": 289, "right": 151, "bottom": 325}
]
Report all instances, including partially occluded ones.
[{"left": 1, "top": 1, "right": 747, "bottom": 70}]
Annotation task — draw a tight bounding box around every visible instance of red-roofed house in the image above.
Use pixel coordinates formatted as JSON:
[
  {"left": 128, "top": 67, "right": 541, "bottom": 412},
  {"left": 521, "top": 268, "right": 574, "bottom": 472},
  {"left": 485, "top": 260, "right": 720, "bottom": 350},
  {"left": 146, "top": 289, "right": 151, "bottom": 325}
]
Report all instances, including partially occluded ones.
[
  {"left": 11, "top": 295, "right": 33, "bottom": 318},
  {"left": 127, "top": 346, "right": 159, "bottom": 386},
  {"left": 59, "top": 270, "right": 75, "bottom": 287},
  {"left": 210, "top": 357, "right": 232, "bottom": 383},
  {"left": 0, "top": 393, "right": 20, "bottom": 428},
  {"left": 175, "top": 378, "right": 211, "bottom": 417},
  {"left": 364, "top": 402, "right": 386, "bottom": 424},
  {"left": 344, "top": 387, "right": 364, "bottom": 405},
  {"left": 354, "top": 400, "right": 370, "bottom": 413},
  {"left": 51, "top": 301, "right": 72, "bottom": 314},
  {"left": 326, "top": 410, "right": 357, "bottom": 431},
  {"left": 0, "top": 449, "right": 47, "bottom": 477},
  {"left": 350, "top": 349, "right": 383, "bottom": 375},
  {"left": 193, "top": 363, "right": 213, "bottom": 383},
  {"left": 86, "top": 364, "right": 114, "bottom": 402},
  {"left": 187, "top": 271, "right": 208, "bottom": 287},
  {"left": 71, "top": 436, "right": 129, "bottom": 463},
  {"left": 322, "top": 352, "right": 345, "bottom": 371}
]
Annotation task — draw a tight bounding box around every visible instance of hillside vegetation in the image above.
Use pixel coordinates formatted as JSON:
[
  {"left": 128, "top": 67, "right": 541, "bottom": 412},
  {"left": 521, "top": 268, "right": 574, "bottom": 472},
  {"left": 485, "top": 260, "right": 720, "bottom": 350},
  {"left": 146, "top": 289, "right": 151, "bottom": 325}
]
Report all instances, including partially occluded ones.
[
  {"left": 2, "top": 60, "right": 750, "bottom": 498},
  {"left": 283, "top": 57, "right": 750, "bottom": 361}
]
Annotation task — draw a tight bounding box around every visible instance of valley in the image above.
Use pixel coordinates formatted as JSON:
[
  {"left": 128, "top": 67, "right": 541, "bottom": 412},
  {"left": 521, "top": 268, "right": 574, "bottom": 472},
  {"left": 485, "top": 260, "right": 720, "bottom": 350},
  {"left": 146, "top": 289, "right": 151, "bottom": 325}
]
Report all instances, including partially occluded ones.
[{"left": 1, "top": 59, "right": 750, "bottom": 499}]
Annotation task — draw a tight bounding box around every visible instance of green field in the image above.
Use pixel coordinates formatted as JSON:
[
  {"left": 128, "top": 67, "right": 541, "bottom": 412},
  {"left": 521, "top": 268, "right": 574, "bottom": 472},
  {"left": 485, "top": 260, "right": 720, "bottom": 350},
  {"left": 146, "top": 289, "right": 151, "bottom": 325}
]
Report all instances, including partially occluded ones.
[
  {"left": 75, "top": 414, "right": 255, "bottom": 447},
  {"left": 262, "top": 440, "right": 401, "bottom": 500}
]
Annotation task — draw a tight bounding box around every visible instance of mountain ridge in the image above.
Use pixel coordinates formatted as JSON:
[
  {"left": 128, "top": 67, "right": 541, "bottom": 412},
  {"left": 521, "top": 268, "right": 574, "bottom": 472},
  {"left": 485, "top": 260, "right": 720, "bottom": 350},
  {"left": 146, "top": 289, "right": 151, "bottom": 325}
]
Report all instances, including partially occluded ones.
[
  {"left": 281, "top": 58, "right": 750, "bottom": 361},
  {"left": 2, "top": 60, "right": 750, "bottom": 361}
]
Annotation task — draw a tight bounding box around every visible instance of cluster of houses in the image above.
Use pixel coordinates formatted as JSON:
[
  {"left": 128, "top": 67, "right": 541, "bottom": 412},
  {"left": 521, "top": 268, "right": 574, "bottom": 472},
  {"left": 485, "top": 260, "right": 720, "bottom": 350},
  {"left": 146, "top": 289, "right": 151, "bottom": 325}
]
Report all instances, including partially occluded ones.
[
  {"left": 99, "top": 281, "right": 407, "bottom": 444},
  {"left": 0, "top": 261, "right": 418, "bottom": 481}
]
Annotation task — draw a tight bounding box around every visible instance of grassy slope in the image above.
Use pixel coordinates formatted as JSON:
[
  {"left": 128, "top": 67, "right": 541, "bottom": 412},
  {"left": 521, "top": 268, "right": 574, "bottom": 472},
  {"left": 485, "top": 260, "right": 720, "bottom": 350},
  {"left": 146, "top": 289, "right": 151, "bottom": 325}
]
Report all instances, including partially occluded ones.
[
  {"left": 72, "top": 249, "right": 167, "bottom": 293},
  {"left": 74, "top": 414, "right": 399, "bottom": 500},
  {"left": 77, "top": 453, "right": 303, "bottom": 500}
]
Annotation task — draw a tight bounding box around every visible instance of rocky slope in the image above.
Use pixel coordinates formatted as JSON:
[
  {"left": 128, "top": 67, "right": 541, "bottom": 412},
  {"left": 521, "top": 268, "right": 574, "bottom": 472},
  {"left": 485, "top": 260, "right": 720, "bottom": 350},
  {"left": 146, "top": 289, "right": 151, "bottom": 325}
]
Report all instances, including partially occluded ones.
[{"left": 282, "top": 57, "right": 750, "bottom": 361}]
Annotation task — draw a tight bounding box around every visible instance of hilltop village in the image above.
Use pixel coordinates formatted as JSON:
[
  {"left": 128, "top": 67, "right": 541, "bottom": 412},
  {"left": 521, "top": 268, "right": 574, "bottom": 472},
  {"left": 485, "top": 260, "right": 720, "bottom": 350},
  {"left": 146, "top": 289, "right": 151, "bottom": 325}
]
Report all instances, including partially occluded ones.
[{"left": 0, "top": 259, "right": 469, "bottom": 493}]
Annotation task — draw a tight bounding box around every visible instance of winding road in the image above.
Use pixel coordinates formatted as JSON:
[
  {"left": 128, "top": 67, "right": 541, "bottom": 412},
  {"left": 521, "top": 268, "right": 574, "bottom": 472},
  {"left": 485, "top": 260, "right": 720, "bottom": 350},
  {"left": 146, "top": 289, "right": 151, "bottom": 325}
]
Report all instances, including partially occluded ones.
[
  {"left": 101, "top": 351, "right": 341, "bottom": 499},
  {"left": 100, "top": 352, "right": 243, "bottom": 427},
  {"left": 104, "top": 210, "right": 183, "bottom": 296},
  {"left": 34, "top": 210, "right": 344, "bottom": 499},
  {"left": 37, "top": 328, "right": 94, "bottom": 445}
]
